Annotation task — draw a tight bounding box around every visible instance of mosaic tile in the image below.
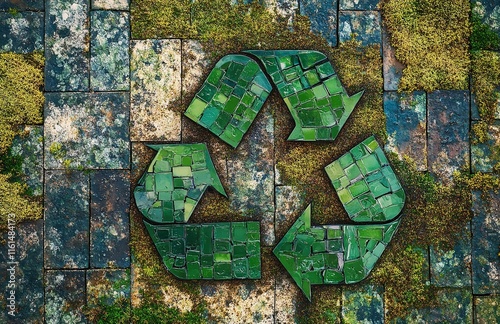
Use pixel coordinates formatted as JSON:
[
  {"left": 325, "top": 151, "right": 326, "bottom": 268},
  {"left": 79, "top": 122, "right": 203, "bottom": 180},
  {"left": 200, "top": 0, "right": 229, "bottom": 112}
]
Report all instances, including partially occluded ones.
[
  {"left": 342, "top": 284, "right": 384, "bottom": 323},
  {"left": 90, "top": 170, "right": 130, "bottom": 268},
  {"left": 90, "top": 10, "right": 130, "bottom": 91},
  {"left": 45, "top": 0, "right": 89, "bottom": 91},
  {"left": 144, "top": 221, "right": 261, "bottom": 280},
  {"left": 326, "top": 136, "right": 405, "bottom": 222},
  {"left": 87, "top": 269, "right": 130, "bottom": 307},
  {"left": 384, "top": 91, "right": 427, "bottom": 171},
  {"left": 430, "top": 225, "right": 471, "bottom": 288},
  {"left": 382, "top": 26, "right": 403, "bottom": 91},
  {"left": 273, "top": 204, "right": 401, "bottom": 300},
  {"left": 471, "top": 191, "right": 500, "bottom": 294},
  {"left": 185, "top": 54, "right": 272, "bottom": 148},
  {"left": 44, "top": 171, "right": 89, "bottom": 269},
  {"left": 300, "top": 0, "right": 338, "bottom": 46},
  {"left": 0, "top": 0, "right": 44, "bottom": 10},
  {"left": 427, "top": 90, "right": 469, "bottom": 183},
  {"left": 247, "top": 50, "right": 363, "bottom": 142},
  {"left": 340, "top": 0, "right": 379, "bottom": 10},
  {"left": 45, "top": 270, "right": 86, "bottom": 323},
  {"left": 134, "top": 144, "right": 226, "bottom": 224},
  {"left": 0, "top": 11, "right": 44, "bottom": 53},
  {"left": 44, "top": 92, "right": 130, "bottom": 169},
  {"left": 92, "top": 0, "right": 128, "bottom": 10},
  {"left": 472, "top": 120, "right": 500, "bottom": 173},
  {"left": 11, "top": 125, "right": 44, "bottom": 196},
  {"left": 339, "top": 11, "right": 381, "bottom": 46},
  {"left": 475, "top": 295, "right": 500, "bottom": 324},
  {"left": 130, "top": 39, "right": 181, "bottom": 141}
]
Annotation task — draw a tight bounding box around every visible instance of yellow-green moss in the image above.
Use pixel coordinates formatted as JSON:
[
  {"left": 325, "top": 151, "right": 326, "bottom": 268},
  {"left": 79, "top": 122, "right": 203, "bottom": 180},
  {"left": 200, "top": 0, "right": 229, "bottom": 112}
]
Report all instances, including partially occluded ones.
[
  {"left": 380, "top": 0, "right": 470, "bottom": 91},
  {"left": 471, "top": 50, "right": 500, "bottom": 123},
  {"left": 0, "top": 52, "right": 44, "bottom": 153}
]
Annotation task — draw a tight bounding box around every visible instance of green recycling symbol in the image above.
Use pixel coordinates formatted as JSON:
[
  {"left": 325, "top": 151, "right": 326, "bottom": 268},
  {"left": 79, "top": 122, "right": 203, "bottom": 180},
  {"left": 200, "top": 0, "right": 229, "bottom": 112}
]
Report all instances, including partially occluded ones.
[{"left": 134, "top": 50, "right": 406, "bottom": 301}]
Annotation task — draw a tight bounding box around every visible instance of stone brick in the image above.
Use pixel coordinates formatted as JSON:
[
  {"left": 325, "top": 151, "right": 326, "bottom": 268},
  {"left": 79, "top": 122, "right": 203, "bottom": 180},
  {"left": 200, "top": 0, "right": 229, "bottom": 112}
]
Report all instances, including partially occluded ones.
[
  {"left": 87, "top": 269, "right": 130, "bottom": 307},
  {"left": 0, "top": 0, "right": 44, "bottom": 11},
  {"left": 300, "top": 0, "right": 338, "bottom": 46},
  {"left": 471, "top": 120, "right": 500, "bottom": 173},
  {"left": 342, "top": 284, "right": 384, "bottom": 323},
  {"left": 92, "top": 0, "right": 128, "bottom": 10},
  {"left": 382, "top": 26, "right": 403, "bottom": 91},
  {"left": 45, "top": 270, "right": 87, "bottom": 323},
  {"left": 475, "top": 295, "right": 500, "bottom": 324},
  {"left": 339, "top": 11, "right": 381, "bottom": 46},
  {"left": 340, "top": 0, "right": 379, "bottom": 10},
  {"left": 0, "top": 11, "right": 43, "bottom": 53}
]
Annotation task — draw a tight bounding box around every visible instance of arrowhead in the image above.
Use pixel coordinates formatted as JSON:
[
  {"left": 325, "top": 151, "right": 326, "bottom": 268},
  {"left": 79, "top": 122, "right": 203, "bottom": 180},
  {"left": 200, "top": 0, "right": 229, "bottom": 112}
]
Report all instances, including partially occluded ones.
[
  {"left": 273, "top": 204, "right": 313, "bottom": 301},
  {"left": 340, "top": 90, "right": 364, "bottom": 126},
  {"left": 135, "top": 143, "right": 226, "bottom": 224}
]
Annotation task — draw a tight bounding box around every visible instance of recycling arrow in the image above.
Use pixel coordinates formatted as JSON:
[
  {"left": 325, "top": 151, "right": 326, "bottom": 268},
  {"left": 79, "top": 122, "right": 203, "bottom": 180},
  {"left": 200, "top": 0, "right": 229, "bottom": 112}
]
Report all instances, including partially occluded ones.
[
  {"left": 274, "top": 136, "right": 406, "bottom": 301},
  {"left": 134, "top": 144, "right": 262, "bottom": 280}
]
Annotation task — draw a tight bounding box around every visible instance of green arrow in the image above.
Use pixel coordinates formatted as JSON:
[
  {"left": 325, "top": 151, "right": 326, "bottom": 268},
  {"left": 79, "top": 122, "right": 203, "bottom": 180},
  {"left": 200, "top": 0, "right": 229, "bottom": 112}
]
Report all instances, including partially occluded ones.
[
  {"left": 144, "top": 221, "right": 261, "bottom": 280},
  {"left": 245, "top": 50, "right": 363, "bottom": 141},
  {"left": 134, "top": 143, "right": 226, "bottom": 224},
  {"left": 274, "top": 137, "right": 406, "bottom": 300},
  {"left": 274, "top": 204, "right": 401, "bottom": 301}
]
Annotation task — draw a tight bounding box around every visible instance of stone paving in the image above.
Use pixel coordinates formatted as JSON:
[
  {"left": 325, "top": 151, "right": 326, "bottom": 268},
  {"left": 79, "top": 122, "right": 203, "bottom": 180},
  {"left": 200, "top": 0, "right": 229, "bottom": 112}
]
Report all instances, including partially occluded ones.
[{"left": 0, "top": 0, "right": 499, "bottom": 323}]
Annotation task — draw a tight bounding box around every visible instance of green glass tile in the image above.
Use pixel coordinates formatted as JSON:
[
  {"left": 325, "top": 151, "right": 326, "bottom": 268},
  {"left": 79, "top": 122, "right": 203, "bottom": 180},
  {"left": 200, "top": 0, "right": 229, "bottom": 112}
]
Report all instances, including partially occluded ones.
[
  {"left": 327, "top": 239, "right": 342, "bottom": 252},
  {"left": 316, "top": 127, "right": 332, "bottom": 140},
  {"left": 214, "top": 262, "right": 232, "bottom": 279},
  {"left": 247, "top": 241, "right": 260, "bottom": 255},
  {"left": 383, "top": 204, "right": 403, "bottom": 220},
  {"left": 240, "top": 62, "right": 260, "bottom": 81},
  {"left": 202, "top": 267, "right": 214, "bottom": 278},
  {"left": 207, "top": 68, "right": 223, "bottom": 85},
  {"left": 232, "top": 224, "right": 247, "bottom": 243},
  {"left": 201, "top": 254, "right": 213, "bottom": 267},
  {"left": 201, "top": 227, "right": 213, "bottom": 255},
  {"left": 324, "top": 269, "right": 344, "bottom": 284},
  {"left": 247, "top": 222, "right": 260, "bottom": 233},
  {"left": 154, "top": 160, "right": 171, "bottom": 173},
  {"left": 199, "top": 105, "right": 220, "bottom": 127},
  {"left": 226, "top": 62, "right": 245, "bottom": 81},
  {"left": 233, "top": 245, "right": 247, "bottom": 259},
  {"left": 145, "top": 174, "right": 154, "bottom": 191},
  {"left": 214, "top": 223, "right": 231, "bottom": 240},
  {"left": 368, "top": 179, "right": 391, "bottom": 198},
  {"left": 214, "top": 252, "right": 231, "bottom": 263},
  {"left": 325, "top": 161, "right": 344, "bottom": 180},
  {"left": 215, "top": 240, "right": 230, "bottom": 252},
  {"left": 312, "top": 241, "right": 326, "bottom": 253},
  {"left": 359, "top": 193, "right": 377, "bottom": 209},
  {"left": 324, "top": 253, "right": 339, "bottom": 268},
  {"left": 154, "top": 173, "right": 173, "bottom": 192},
  {"left": 338, "top": 153, "right": 354, "bottom": 169},
  {"left": 302, "top": 128, "right": 316, "bottom": 140},
  {"left": 360, "top": 154, "right": 381, "bottom": 174},
  {"left": 312, "top": 84, "right": 328, "bottom": 99},
  {"left": 303, "top": 270, "right": 323, "bottom": 284},
  {"left": 330, "top": 94, "right": 343, "bottom": 109},
  {"left": 316, "top": 62, "right": 335, "bottom": 79},
  {"left": 232, "top": 259, "right": 248, "bottom": 279},
  {"left": 171, "top": 239, "right": 185, "bottom": 255},
  {"left": 327, "top": 228, "right": 342, "bottom": 239},
  {"left": 344, "top": 258, "right": 365, "bottom": 284},
  {"left": 344, "top": 199, "right": 363, "bottom": 216},
  {"left": 323, "top": 76, "right": 343, "bottom": 95},
  {"left": 174, "top": 200, "right": 184, "bottom": 210},
  {"left": 338, "top": 188, "right": 353, "bottom": 204},
  {"left": 185, "top": 98, "right": 208, "bottom": 121},
  {"left": 357, "top": 227, "right": 383, "bottom": 240},
  {"left": 298, "top": 109, "right": 322, "bottom": 127},
  {"left": 372, "top": 242, "right": 386, "bottom": 258},
  {"left": 297, "top": 89, "right": 315, "bottom": 102},
  {"left": 198, "top": 83, "right": 218, "bottom": 102},
  {"left": 172, "top": 189, "right": 187, "bottom": 200},
  {"left": 173, "top": 178, "right": 184, "bottom": 188},
  {"left": 348, "top": 180, "right": 369, "bottom": 197},
  {"left": 345, "top": 163, "right": 361, "bottom": 180},
  {"left": 278, "top": 55, "right": 294, "bottom": 69},
  {"left": 304, "top": 70, "right": 320, "bottom": 86},
  {"left": 297, "top": 51, "right": 326, "bottom": 69},
  {"left": 174, "top": 256, "right": 186, "bottom": 268}
]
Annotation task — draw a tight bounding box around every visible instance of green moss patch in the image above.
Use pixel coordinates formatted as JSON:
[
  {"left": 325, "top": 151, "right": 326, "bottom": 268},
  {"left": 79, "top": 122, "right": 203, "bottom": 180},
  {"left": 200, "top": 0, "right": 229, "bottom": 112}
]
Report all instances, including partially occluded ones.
[{"left": 380, "top": 0, "right": 470, "bottom": 91}]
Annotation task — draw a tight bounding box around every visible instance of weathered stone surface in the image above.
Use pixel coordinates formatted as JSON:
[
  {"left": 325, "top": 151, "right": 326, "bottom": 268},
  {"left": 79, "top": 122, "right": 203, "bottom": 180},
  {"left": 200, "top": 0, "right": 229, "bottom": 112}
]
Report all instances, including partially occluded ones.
[
  {"left": 265, "top": 0, "right": 298, "bottom": 18},
  {"left": 340, "top": 0, "right": 379, "bottom": 10},
  {"left": 45, "top": 270, "right": 87, "bottom": 323},
  {"left": 427, "top": 90, "right": 470, "bottom": 183},
  {"left": 92, "top": 0, "right": 128, "bottom": 10},
  {"left": 0, "top": 11, "right": 43, "bottom": 53},
  {"left": 130, "top": 39, "right": 181, "bottom": 141},
  {"left": 394, "top": 288, "right": 472, "bottom": 323},
  {"left": 227, "top": 105, "right": 275, "bottom": 246},
  {"left": 475, "top": 295, "right": 500, "bottom": 324},
  {"left": 87, "top": 269, "right": 130, "bottom": 307},
  {"left": 90, "top": 10, "right": 129, "bottom": 91},
  {"left": 430, "top": 225, "right": 471, "bottom": 288},
  {"left": 382, "top": 26, "right": 403, "bottom": 91},
  {"left": 0, "top": 220, "right": 44, "bottom": 322},
  {"left": 473, "top": 0, "right": 500, "bottom": 38},
  {"left": 471, "top": 191, "right": 500, "bottom": 294},
  {"left": 181, "top": 39, "right": 209, "bottom": 103},
  {"left": 45, "top": 0, "right": 89, "bottom": 91},
  {"left": 275, "top": 186, "right": 306, "bottom": 240},
  {"left": 11, "top": 125, "right": 44, "bottom": 196},
  {"left": 472, "top": 121, "right": 500, "bottom": 173},
  {"left": 342, "top": 284, "right": 384, "bottom": 323},
  {"left": 44, "top": 171, "right": 89, "bottom": 269},
  {"left": 90, "top": 170, "right": 130, "bottom": 268},
  {"left": 339, "top": 11, "right": 381, "bottom": 46},
  {"left": 44, "top": 92, "right": 130, "bottom": 169},
  {"left": 384, "top": 91, "right": 427, "bottom": 171},
  {"left": 0, "top": 0, "right": 44, "bottom": 10},
  {"left": 275, "top": 273, "right": 300, "bottom": 323},
  {"left": 471, "top": 93, "right": 500, "bottom": 120},
  {"left": 300, "top": 0, "right": 338, "bottom": 46}
]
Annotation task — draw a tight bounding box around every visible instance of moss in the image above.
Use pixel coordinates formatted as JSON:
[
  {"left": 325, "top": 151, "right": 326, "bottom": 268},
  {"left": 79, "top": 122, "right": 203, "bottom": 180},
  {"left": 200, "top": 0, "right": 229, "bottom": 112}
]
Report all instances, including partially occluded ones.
[
  {"left": 0, "top": 52, "right": 44, "bottom": 154},
  {"left": 471, "top": 51, "right": 500, "bottom": 123},
  {"left": 380, "top": 0, "right": 470, "bottom": 91},
  {"left": 297, "top": 286, "right": 342, "bottom": 323},
  {"left": 471, "top": 2, "right": 500, "bottom": 51}
]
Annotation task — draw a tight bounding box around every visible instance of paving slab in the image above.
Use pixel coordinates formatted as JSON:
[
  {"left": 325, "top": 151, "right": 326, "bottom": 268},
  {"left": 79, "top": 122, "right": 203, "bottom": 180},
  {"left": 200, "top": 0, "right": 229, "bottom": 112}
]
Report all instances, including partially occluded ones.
[
  {"left": 181, "top": 39, "right": 209, "bottom": 104},
  {"left": 427, "top": 90, "right": 470, "bottom": 183},
  {"left": 430, "top": 225, "right": 471, "bottom": 288},
  {"left": 227, "top": 105, "right": 275, "bottom": 246},
  {"left": 90, "top": 10, "right": 129, "bottom": 91},
  {"left": 342, "top": 284, "right": 384, "bottom": 324},
  {"left": 11, "top": 125, "right": 44, "bottom": 196},
  {"left": 90, "top": 170, "right": 130, "bottom": 268},
  {"left": 382, "top": 26, "right": 403, "bottom": 91},
  {"left": 340, "top": 0, "right": 379, "bottom": 10},
  {"left": 472, "top": 120, "right": 500, "bottom": 173},
  {"left": 45, "top": 0, "right": 89, "bottom": 91},
  {"left": 339, "top": 11, "right": 381, "bottom": 46},
  {"left": 92, "top": 0, "right": 128, "bottom": 10},
  {"left": 300, "top": 0, "right": 338, "bottom": 46},
  {"left": 265, "top": 0, "right": 298, "bottom": 18},
  {"left": 44, "top": 92, "right": 130, "bottom": 169},
  {"left": 87, "top": 269, "right": 131, "bottom": 307},
  {"left": 385, "top": 91, "right": 427, "bottom": 171},
  {"left": 475, "top": 295, "right": 500, "bottom": 324},
  {"left": 45, "top": 270, "right": 87, "bottom": 323},
  {"left": 0, "top": 0, "right": 44, "bottom": 11},
  {"left": 473, "top": 0, "right": 500, "bottom": 38},
  {"left": 471, "top": 190, "right": 500, "bottom": 294},
  {"left": 44, "top": 171, "right": 89, "bottom": 269},
  {"left": 275, "top": 186, "right": 306, "bottom": 240},
  {"left": 0, "top": 11, "right": 43, "bottom": 53},
  {"left": 274, "top": 273, "right": 300, "bottom": 323},
  {"left": 471, "top": 93, "right": 500, "bottom": 120},
  {"left": 130, "top": 39, "right": 182, "bottom": 141}
]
